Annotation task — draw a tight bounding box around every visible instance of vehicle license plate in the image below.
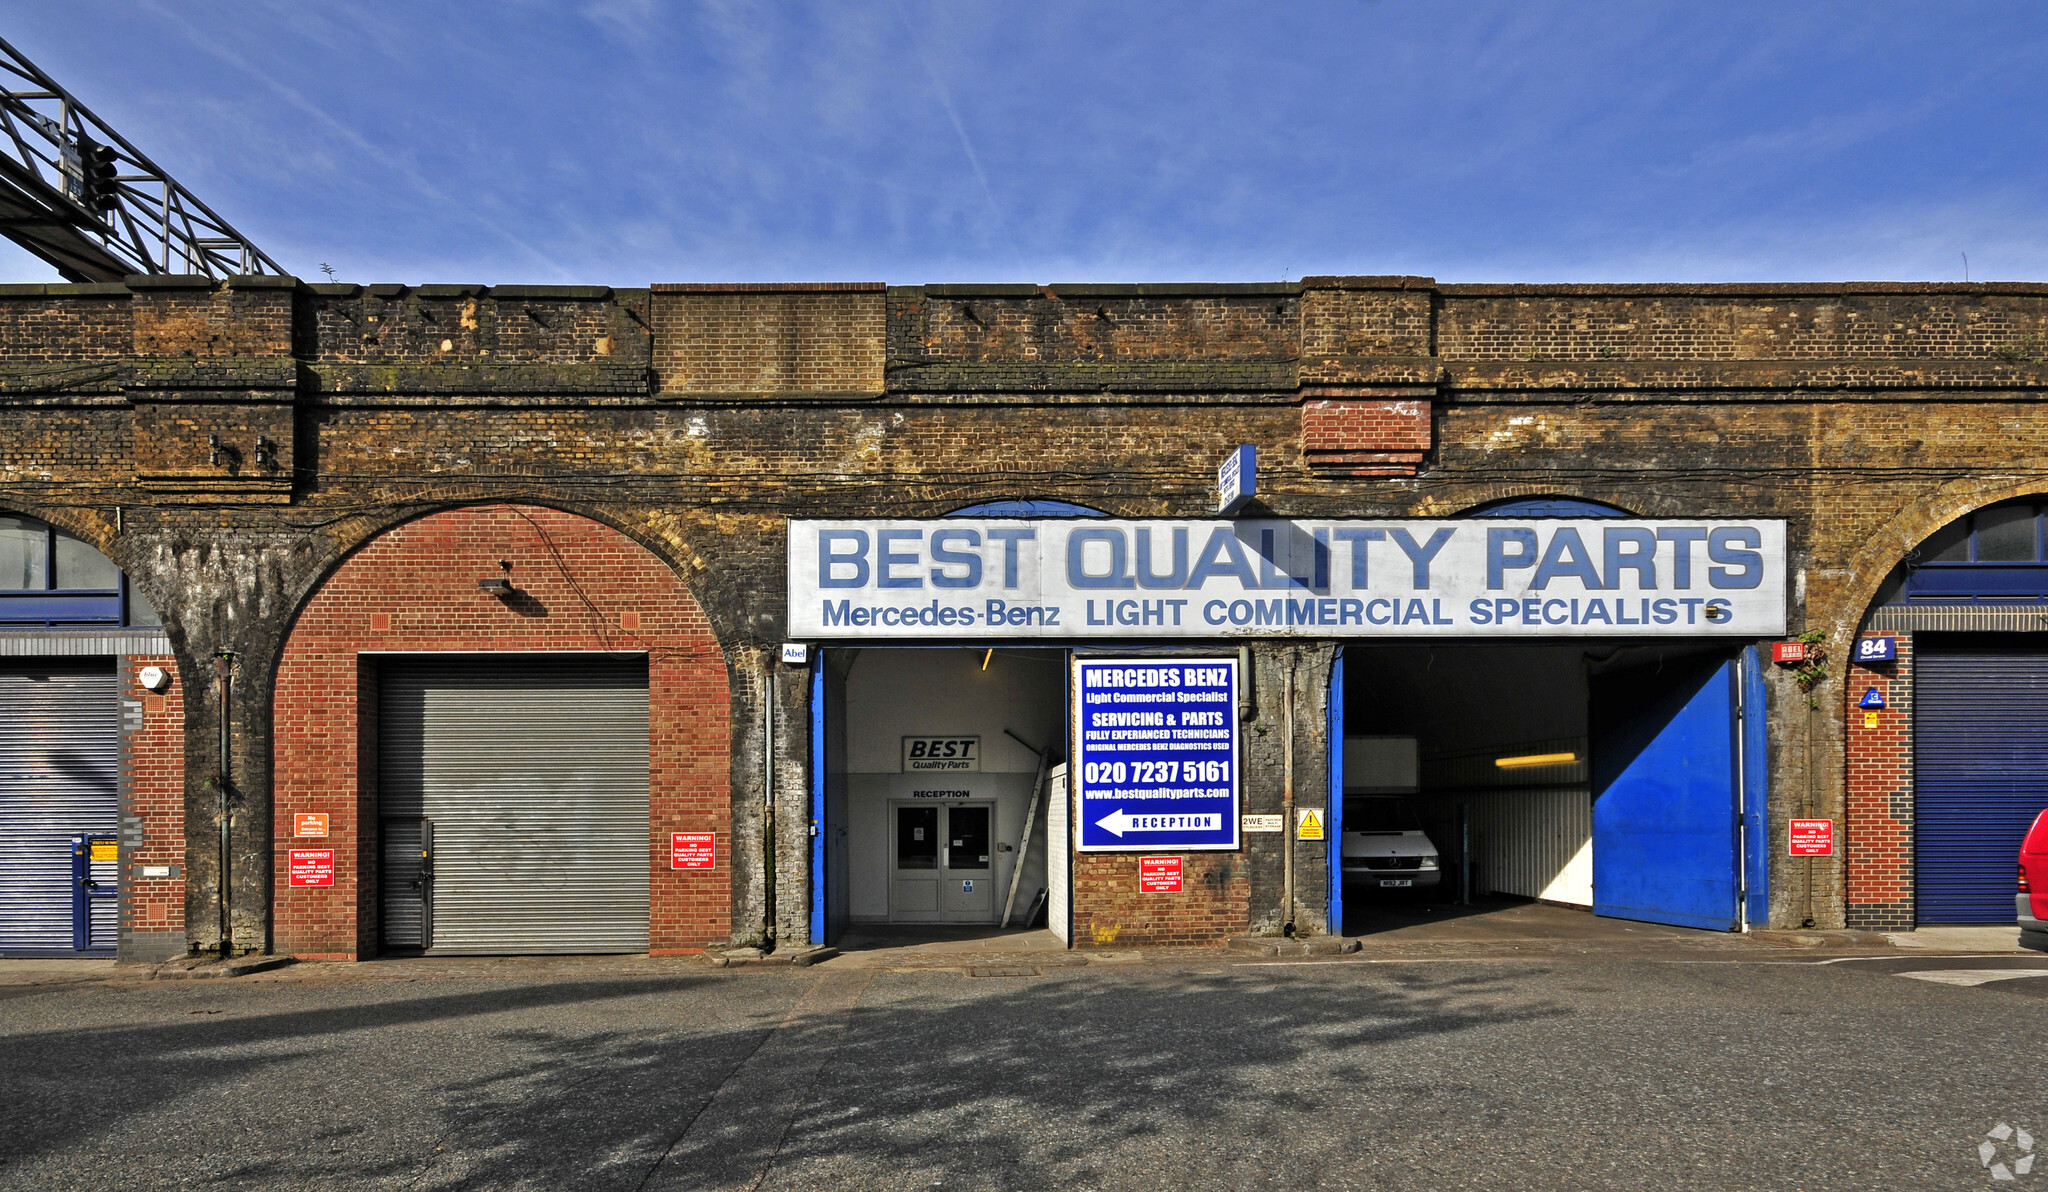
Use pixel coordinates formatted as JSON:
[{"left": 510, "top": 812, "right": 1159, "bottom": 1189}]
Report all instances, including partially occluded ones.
[{"left": 1379, "top": 879, "right": 1412, "bottom": 888}]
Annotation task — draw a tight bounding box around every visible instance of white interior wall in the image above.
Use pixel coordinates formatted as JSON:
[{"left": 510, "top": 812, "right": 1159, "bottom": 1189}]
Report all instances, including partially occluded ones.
[
  {"left": 842, "top": 648, "right": 1064, "bottom": 924},
  {"left": 845, "top": 772, "right": 1047, "bottom": 920}
]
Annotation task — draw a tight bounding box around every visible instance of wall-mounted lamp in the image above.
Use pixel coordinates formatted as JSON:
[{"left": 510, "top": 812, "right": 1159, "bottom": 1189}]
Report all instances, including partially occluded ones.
[
  {"left": 479, "top": 559, "right": 515, "bottom": 598},
  {"left": 1495, "top": 751, "right": 1578, "bottom": 769},
  {"left": 254, "top": 436, "right": 272, "bottom": 467},
  {"left": 207, "top": 434, "right": 221, "bottom": 467}
]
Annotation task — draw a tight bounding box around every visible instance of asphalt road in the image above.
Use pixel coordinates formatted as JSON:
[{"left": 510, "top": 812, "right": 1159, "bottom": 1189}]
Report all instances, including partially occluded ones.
[{"left": 1, "top": 950, "right": 2044, "bottom": 1191}]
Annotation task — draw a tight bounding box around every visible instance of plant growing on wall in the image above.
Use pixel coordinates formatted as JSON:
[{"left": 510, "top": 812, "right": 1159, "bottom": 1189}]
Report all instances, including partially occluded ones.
[{"left": 1793, "top": 630, "right": 1829, "bottom": 707}]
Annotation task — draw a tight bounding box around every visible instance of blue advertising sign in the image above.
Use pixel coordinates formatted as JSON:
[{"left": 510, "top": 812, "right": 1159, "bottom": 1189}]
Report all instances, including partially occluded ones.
[
  {"left": 1074, "top": 657, "right": 1239, "bottom": 852},
  {"left": 1218, "top": 444, "right": 1256, "bottom": 515}
]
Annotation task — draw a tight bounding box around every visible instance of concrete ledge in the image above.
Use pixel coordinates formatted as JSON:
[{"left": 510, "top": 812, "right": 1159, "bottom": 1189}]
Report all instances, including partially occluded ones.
[
  {"left": 1226, "top": 936, "right": 1362, "bottom": 957},
  {"left": 152, "top": 955, "right": 296, "bottom": 980}
]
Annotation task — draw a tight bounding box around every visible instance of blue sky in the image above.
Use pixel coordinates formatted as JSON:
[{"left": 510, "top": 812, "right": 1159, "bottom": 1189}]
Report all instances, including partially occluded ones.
[{"left": 2, "top": 2, "right": 2045, "bottom": 286}]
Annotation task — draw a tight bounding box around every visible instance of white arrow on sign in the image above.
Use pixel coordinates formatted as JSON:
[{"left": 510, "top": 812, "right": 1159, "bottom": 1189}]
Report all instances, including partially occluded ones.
[{"left": 1094, "top": 809, "right": 1222, "bottom": 837}]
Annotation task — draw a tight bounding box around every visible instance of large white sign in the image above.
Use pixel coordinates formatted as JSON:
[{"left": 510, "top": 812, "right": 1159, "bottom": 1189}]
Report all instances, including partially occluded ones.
[{"left": 787, "top": 518, "right": 1787, "bottom": 640}]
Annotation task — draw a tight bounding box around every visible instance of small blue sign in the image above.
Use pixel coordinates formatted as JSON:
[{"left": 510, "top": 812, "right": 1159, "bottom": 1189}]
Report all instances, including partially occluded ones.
[
  {"left": 1854, "top": 635, "right": 1897, "bottom": 665},
  {"left": 1217, "top": 444, "right": 1256, "bottom": 515},
  {"left": 1858, "top": 687, "right": 1887, "bottom": 709},
  {"left": 1075, "top": 656, "right": 1240, "bottom": 852}
]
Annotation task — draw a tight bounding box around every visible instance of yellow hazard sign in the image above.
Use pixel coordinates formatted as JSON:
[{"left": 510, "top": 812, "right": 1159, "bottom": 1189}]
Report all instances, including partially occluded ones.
[
  {"left": 1296, "top": 808, "right": 1325, "bottom": 841},
  {"left": 89, "top": 840, "right": 117, "bottom": 862}
]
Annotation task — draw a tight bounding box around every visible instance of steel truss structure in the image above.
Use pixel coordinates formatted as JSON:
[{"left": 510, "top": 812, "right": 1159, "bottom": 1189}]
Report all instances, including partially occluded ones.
[{"left": 0, "top": 37, "right": 282, "bottom": 281}]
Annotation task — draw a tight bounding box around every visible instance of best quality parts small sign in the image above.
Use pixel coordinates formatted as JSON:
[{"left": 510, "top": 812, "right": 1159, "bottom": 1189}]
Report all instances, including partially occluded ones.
[
  {"left": 1139, "top": 855, "right": 1184, "bottom": 893},
  {"left": 1788, "top": 819, "right": 1834, "bottom": 857},
  {"left": 671, "top": 833, "right": 716, "bottom": 870},
  {"left": 288, "top": 849, "right": 335, "bottom": 887}
]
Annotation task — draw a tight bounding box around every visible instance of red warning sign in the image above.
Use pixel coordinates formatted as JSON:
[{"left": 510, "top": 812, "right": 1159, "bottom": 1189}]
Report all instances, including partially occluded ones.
[
  {"left": 288, "top": 849, "right": 335, "bottom": 887},
  {"left": 1139, "top": 855, "right": 1183, "bottom": 894},
  {"left": 1788, "top": 819, "right": 1834, "bottom": 857},
  {"left": 671, "top": 833, "right": 716, "bottom": 870}
]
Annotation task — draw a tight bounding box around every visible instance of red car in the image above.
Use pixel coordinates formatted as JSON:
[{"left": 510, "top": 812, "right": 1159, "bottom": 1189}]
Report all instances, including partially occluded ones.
[{"left": 2023, "top": 809, "right": 2048, "bottom": 953}]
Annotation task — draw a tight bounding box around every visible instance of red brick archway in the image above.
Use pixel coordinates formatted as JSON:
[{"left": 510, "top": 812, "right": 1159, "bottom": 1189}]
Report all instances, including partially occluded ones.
[{"left": 271, "top": 504, "right": 731, "bottom": 959}]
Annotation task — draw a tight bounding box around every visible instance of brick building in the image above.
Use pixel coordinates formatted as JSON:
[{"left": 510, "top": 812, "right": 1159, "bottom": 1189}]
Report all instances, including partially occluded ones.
[{"left": 1, "top": 273, "right": 2043, "bottom": 961}]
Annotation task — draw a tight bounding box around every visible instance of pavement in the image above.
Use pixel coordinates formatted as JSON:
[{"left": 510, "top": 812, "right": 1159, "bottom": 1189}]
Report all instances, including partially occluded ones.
[{"left": 0, "top": 908, "right": 2044, "bottom": 1190}]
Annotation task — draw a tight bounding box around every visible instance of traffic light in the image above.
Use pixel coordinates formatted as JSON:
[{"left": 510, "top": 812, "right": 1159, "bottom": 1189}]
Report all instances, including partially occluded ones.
[{"left": 77, "top": 141, "right": 117, "bottom": 213}]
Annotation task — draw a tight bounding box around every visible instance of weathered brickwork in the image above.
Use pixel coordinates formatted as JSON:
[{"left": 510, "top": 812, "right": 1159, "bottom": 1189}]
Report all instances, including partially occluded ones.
[
  {"left": 1073, "top": 853, "right": 1250, "bottom": 947},
  {"left": 4, "top": 273, "right": 2048, "bottom": 953},
  {"left": 270, "top": 504, "right": 733, "bottom": 959},
  {"left": 129, "top": 277, "right": 294, "bottom": 358},
  {"left": 0, "top": 286, "right": 132, "bottom": 362},
  {"left": 652, "top": 284, "right": 883, "bottom": 397},
  {"left": 119, "top": 654, "right": 186, "bottom": 959},
  {"left": 1299, "top": 396, "right": 1432, "bottom": 476},
  {"left": 1436, "top": 285, "right": 2048, "bottom": 363},
  {"left": 1844, "top": 634, "right": 1913, "bottom": 930}
]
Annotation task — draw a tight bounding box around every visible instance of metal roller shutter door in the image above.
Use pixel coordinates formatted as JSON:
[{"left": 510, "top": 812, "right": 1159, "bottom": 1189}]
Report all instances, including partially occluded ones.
[
  {"left": 0, "top": 661, "right": 117, "bottom": 955},
  {"left": 1916, "top": 643, "right": 2048, "bottom": 923},
  {"left": 380, "top": 655, "right": 650, "bottom": 954}
]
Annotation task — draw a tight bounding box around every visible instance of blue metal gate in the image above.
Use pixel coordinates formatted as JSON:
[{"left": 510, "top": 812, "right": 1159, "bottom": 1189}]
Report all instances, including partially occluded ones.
[
  {"left": 0, "top": 662, "right": 119, "bottom": 956},
  {"left": 1915, "top": 641, "right": 2048, "bottom": 923},
  {"left": 1591, "top": 651, "right": 1743, "bottom": 931}
]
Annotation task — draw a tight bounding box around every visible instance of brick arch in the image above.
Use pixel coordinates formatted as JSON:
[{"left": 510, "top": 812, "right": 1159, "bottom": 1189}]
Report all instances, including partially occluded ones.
[
  {"left": 1835, "top": 476, "right": 2048, "bottom": 636},
  {"left": 1426, "top": 487, "right": 1635, "bottom": 518},
  {"left": 270, "top": 503, "right": 732, "bottom": 959},
  {"left": 1835, "top": 478, "right": 2048, "bottom": 930}
]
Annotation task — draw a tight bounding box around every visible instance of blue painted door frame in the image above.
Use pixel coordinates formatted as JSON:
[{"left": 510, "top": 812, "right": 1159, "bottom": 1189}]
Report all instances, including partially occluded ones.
[
  {"left": 1327, "top": 648, "right": 1343, "bottom": 935},
  {"left": 809, "top": 663, "right": 826, "bottom": 946},
  {"left": 1739, "top": 647, "right": 1769, "bottom": 928}
]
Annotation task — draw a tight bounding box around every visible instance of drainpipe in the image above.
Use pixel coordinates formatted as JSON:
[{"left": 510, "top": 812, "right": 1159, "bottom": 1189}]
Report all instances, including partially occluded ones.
[
  {"left": 762, "top": 665, "right": 777, "bottom": 950},
  {"left": 1282, "top": 649, "right": 1297, "bottom": 937},
  {"left": 214, "top": 650, "right": 233, "bottom": 957}
]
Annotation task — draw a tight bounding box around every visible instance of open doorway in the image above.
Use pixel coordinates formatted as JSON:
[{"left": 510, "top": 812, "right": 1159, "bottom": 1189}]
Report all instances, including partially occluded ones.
[
  {"left": 1340, "top": 642, "right": 1766, "bottom": 939},
  {"left": 815, "top": 647, "right": 1067, "bottom": 947}
]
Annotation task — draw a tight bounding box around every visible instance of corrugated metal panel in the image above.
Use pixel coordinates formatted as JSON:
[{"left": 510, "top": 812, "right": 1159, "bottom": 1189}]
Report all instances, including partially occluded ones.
[
  {"left": 1047, "top": 766, "right": 1071, "bottom": 943},
  {"left": 1465, "top": 787, "right": 1592, "bottom": 906},
  {"left": 379, "top": 655, "right": 650, "bottom": 954},
  {"left": 0, "top": 661, "right": 117, "bottom": 954},
  {"left": 1915, "top": 645, "right": 2048, "bottom": 923},
  {"left": 0, "top": 629, "right": 169, "bottom": 657},
  {"left": 1870, "top": 606, "right": 2048, "bottom": 633},
  {"left": 380, "top": 818, "right": 426, "bottom": 949}
]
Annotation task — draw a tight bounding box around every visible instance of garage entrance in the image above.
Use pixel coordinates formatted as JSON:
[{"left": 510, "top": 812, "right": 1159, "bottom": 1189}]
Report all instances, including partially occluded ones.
[
  {"left": 812, "top": 647, "right": 1064, "bottom": 943},
  {"left": 376, "top": 653, "right": 650, "bottom": 955},
  {"left": 1914, "top": 636, "right": 2048, "bottom": 923},
  {"left": 0, "top": 660, "right": 117, "bottom": 956},
  {"left": 1339, "top": 642, "right": 1767, "bottom": 936}
]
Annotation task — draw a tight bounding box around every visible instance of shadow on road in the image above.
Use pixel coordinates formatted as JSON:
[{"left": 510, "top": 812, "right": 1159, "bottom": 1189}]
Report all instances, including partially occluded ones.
[{"left": 0, "top": 962, "right": 1565, "bottom": 1190}]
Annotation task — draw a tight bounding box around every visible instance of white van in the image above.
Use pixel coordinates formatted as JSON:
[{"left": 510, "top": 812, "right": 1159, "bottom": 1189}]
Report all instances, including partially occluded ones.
[{"left": 1341, "top": 737, "right": 1441, "bottom": 893}]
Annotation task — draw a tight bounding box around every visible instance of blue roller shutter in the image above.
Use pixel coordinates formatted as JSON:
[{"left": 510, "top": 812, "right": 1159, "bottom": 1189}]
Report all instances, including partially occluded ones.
[
  {"left": 1915, "top": 642, "right": 2048, "bottom": 923},
  {"left": 0, "top": 661, "right": 118, "bottom": 955}
]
